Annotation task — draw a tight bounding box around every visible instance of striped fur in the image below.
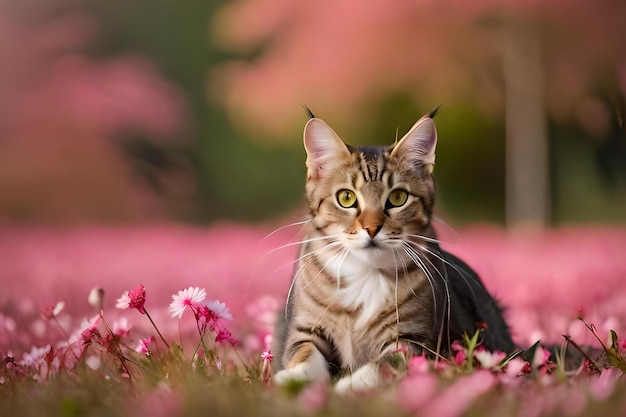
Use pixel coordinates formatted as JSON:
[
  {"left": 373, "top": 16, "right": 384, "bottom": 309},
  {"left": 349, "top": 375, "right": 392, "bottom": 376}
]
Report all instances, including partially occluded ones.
[{"left": 274, "top": 112, "right": 514, "bottom": 392}]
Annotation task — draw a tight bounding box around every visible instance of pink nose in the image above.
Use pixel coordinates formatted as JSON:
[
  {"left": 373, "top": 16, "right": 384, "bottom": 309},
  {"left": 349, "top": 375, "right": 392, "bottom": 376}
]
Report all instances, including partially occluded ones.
[{"left": 364, "top": 225, "right": 382, "bottom": 238}]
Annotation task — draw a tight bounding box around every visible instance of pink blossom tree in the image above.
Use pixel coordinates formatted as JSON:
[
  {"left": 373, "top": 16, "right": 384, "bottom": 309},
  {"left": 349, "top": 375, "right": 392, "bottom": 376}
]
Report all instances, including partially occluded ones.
[
  {"left": 212, "top": 0, "right": 626, "bottom": 227},
  {"left": 0, "top": 0, "right": 189, "bottom": 223}
]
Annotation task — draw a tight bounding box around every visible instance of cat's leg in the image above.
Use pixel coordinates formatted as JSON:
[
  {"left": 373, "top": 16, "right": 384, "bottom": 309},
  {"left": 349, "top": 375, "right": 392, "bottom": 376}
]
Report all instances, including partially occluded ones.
[
  {"left": 334, "top": 342, "right": 414, "bottom": 393},
  {"left": 274, "top": 341, "right": 330, "bottom": 385}
]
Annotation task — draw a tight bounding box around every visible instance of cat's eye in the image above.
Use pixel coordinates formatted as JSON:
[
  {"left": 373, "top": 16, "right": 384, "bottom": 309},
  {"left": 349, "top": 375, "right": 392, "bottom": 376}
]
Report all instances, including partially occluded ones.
[
  {"left": 336, "top": 189, "right": 357, "bottom": 208},
  {"left": 387, "top": 189, "right": 409, "bottom": 208}
]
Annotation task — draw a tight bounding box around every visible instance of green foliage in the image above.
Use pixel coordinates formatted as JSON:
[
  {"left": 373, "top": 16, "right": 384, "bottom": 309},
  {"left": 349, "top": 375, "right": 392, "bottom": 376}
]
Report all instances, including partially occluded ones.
[
  {"left": 607, "top": 330, "right": 626, "bottom": 372},
  {"left": 4, "top": 327, "right": 626, "bottom": 417}
]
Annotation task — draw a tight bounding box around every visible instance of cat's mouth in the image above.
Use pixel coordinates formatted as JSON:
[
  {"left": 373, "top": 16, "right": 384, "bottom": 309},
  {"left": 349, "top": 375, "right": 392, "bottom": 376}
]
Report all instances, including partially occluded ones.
[{"left": 363, "top": 239, "right": 378, "bottom": 249}]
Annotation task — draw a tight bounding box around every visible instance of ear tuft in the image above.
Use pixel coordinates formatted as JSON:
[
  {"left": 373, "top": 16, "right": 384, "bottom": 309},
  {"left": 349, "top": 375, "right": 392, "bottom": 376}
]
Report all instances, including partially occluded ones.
[
  {"left": 303, "top": 118, "right": 350, "bottom": 179},
  {"left": 390, "top": 115, "right": 438, "bottom": 175}
]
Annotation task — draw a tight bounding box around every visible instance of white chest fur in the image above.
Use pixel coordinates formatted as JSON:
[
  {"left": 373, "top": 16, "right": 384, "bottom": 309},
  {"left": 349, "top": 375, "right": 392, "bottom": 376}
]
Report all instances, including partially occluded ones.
[{"left": 324, "top": 251, "right": 396, "bottom": 330}]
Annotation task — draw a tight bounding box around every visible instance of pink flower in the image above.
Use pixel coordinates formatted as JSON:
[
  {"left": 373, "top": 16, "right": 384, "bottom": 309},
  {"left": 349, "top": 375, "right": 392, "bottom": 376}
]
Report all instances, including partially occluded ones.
[
  {"left": 454, "top": 350, "right": 466, "bottom": 366},
  {"left": 451, "top": 340, "right": 464, "bottom": 352},
  {"left": 195, "top": 300, "right": 232, "bottom": 332},
  {"left": 298, "top": 382, "right": 328, "bottom": 413},
  {"left": 116, "top": 284, "right": 147, "bottom": 314},
  {"left": 136, "top": 337, "right": 154, "bottom": 355},
  {"left": 502, "top": 357, "right": 531, "bottom": 381},
  {"left": 532, "top": 346, "right": 551, "bottom": 367},
  {"left": 261, "top": 350, "right": 273, "bottom": 384},
  {"left": 192, "top": 299, "right": 237, "bottom": 344},
  {"left": 420, "top": 371, "right": 496, "bottom": 417},
  {"left": 112, "top": 318, "right": 131, "bottom": 337},
  {"left": 451, "top": 340, "right": 466, "bottom": 366},
  {"left": 589, "top": 368, "right": 620, "bottom": 401},
  {"left": 261, "top": 350, "right": 273, "bottom": 361},
  {"left": 215, "top": 328, "right": 237, "bottom": 345},
  {"left": 168, "top": 287, "right": 207, "bottom": 319},
  {"left": 42, "top": 302, "right": 65, "bottom": 320},
  {"left": 398, "top": 373, "right": 439, "bottom": 411},
  {"left": 19, "top": 345, "right": 52, "bottom": 368},
  {"left": 408, "top": 354, "right": 430, "bottom": 374},
  {"left": 80, "top": 315, "right": 101, "bottom": 344}
]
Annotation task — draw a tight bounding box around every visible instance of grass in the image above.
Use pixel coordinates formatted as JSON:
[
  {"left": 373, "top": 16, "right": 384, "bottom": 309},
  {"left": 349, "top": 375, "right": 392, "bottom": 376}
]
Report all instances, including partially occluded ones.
[{"left": 2, "top": 284, "right": 626, "bottom": 417}]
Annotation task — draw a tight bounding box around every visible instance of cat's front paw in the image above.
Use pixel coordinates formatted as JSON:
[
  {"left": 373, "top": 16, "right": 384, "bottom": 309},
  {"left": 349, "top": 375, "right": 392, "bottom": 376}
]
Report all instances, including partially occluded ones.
[
  {"left": 274, "top": 363, "right": 330, "bottom": 386},
  {"left": 334, "top": 363, "right": 382, "bottom": 394}
]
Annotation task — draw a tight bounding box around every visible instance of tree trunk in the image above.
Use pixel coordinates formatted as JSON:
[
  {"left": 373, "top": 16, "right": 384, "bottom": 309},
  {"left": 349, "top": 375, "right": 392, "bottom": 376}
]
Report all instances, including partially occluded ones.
[{"left": 502, "top": 20, "right": 550, "bottom": 229}]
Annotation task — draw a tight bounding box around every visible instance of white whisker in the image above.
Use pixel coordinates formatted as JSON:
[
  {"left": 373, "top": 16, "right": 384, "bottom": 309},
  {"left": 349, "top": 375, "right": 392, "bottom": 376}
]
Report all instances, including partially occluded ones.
[
  {"left": 261, "top": 218, "right": 311, "bottom": 242},
  {"left": 392, "top": 248, "right": 400, "bottom": 348},
  {"left": 431, "top": 216, "right": 459, "bottom": 239},
  {"left": 301, "top": 245, "right": 344, "bottom": 290},
  {"left": 284, "top": 241, "right": 344, "bottom": 320},
  {"left": 399, "top": 242, "right": 439, "bottom": 312},
  {"left": 404, "top": 240, "right": 478, "bottom": 304},
  {"left": 403, "top": 233, "right": 442, "bottom": 245},
  {"left": 266, "top": 233, "right": 342, "bottom": 256},
  {"left": 399, "top": 242, "right": 451, "bottom": 358}
]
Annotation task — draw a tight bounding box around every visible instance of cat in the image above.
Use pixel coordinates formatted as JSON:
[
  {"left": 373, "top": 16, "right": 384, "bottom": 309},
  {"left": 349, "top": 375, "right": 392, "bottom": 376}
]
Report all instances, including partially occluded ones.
[{"left": 273, "top": 109, "right": 514, "bottom": 393}]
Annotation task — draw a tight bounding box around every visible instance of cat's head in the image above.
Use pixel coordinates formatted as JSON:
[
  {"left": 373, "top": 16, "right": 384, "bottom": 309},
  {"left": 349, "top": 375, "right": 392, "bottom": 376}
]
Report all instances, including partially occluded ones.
[{"left": 303, "top": 112, "right": 438, "bottom": 263}]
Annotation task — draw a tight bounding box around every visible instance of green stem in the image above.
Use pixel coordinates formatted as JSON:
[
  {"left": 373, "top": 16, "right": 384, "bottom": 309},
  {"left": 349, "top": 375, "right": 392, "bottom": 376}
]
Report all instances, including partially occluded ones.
[{"left": 144, "top": 308, "right": 170, "bottom": 349}]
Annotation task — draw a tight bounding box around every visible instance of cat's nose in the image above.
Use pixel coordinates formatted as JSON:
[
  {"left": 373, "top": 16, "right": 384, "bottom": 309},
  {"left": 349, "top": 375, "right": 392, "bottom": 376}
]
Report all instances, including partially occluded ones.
[{"left": 364, "top": 225, "right": 382, "bottom": 238}]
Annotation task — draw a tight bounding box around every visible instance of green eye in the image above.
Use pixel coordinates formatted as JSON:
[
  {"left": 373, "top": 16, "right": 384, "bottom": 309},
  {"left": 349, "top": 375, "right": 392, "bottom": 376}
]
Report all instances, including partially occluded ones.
[
  {"left": 387, "top": 189, "right": 409, "bottom": 208},
  {"left": 336, "top": 189, "right": 357, "bottom": 208}
]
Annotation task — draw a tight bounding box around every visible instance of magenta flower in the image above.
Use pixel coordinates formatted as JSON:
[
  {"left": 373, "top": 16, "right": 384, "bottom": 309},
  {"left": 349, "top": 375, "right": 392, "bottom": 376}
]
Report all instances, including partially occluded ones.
[
  {"left": 80, "top": 315, "right": 101, "bottom": 344},
  {"left": 215, "top": 328, "right": 237, "bottom": 345},
  {"left": 169, "top": 286, "right": 207, "bottom": 319},
  {"left": 116, "top": 284, "right": 147, "bottom": 314},
  {"left": 184, "top": 298, "right": 238, "bottom": 346},
  {"left": 193, "top": 299, "right": 236, "bottom": 344},
  {"left": 451, "top": 339, "right": 466, "bottom": 366},
  {"left": 454, "top": 350, "right": 466, "bottom": 366},
  {"left": 196, "top": 299, "right": 233, "bottom": 330},
  {"left": 195, "top": 306, "right": 213, "bottom": 331},
  {"left": 260, "top": 350, "right": 274, "bottom": 384},
  {"left": 261, "top": 350, "right": 273, "bottom": 361}
]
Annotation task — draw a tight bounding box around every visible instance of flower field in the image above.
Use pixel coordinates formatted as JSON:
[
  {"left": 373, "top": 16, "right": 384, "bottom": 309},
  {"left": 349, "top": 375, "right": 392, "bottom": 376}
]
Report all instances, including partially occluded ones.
[{"left": 1, "top": 223, "right": 626, "bottom": 416}]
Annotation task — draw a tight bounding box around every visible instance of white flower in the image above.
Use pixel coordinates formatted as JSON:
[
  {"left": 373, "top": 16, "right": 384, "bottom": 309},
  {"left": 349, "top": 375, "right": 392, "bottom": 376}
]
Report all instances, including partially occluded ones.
[
  {"left": 168, "top": 286, "right": 207, "bottom": 319},
  {"left": 474, "top": 350, "right": 506, "bottom": 370},
  {"left": 112, "top": 317, "right": 131, "bottom": 336},
  {"left": 205, "top": 299, "right": 233, "bottom": 320},
  {"left": 115, "top": 291, "right": 131, "bottom": 310}
]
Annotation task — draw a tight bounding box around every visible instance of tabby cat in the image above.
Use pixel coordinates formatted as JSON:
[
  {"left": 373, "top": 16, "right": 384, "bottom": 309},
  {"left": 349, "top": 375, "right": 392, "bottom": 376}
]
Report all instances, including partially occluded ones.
[{"left": 273, "top": 109, "right": 514, "bottom": 393}]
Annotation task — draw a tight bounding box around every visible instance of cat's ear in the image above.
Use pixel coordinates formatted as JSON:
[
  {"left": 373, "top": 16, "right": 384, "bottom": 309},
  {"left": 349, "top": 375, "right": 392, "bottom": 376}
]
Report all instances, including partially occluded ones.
[
  {"left": 304, "top": 118, "right": 351, "bottom": 179},
  {"left": 390, "top": 115, "right": 437, "bottom": 176}
]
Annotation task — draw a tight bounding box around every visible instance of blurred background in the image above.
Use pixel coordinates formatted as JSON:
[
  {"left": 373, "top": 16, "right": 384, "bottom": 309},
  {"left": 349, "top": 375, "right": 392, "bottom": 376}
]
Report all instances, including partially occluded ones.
[
  {"left": 1, "top": 0, "right": 625, "bottom": 228},
  {"left": 1, "top": 0, "right": 626, "bottom": 356}
]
